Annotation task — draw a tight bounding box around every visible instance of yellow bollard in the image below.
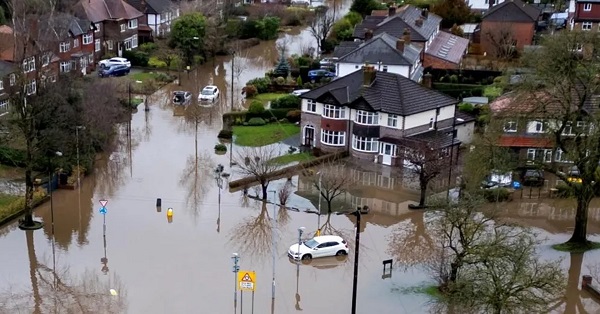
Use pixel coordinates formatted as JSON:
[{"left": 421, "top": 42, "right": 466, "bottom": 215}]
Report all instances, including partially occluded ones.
[
  {"left": 316, "top": 229, "right": 321, "bottom": 236},
  {"left": 167, "top": 208, "right": 173, "bottom": 217}
]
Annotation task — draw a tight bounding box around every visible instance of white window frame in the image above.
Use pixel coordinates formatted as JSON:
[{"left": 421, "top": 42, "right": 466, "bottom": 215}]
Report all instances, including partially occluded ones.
[
  {"left": 323, "top": 104, "right": 345, "bottom": 119},
  {"left": 306, "top": 100, "right": 316, "bottom": 112},
  {"left": 59, "top": 41, "right": 70, "bottom": 52},
  {"left": 9, "top": 74, "right": 15, "bottom": 86},
  {"left": 60, "top": 61, "right": 71, "bottom": 73},
  {"left": 584, "top": 3, "right": 592, "bottom": 11},
  {"left": 41, "top": 53, "right": 50, "bottom": 67},
  {"left": 555, "top": 149, "right": 573, "bottom": 163},
  {"left": 121, "top": 24, "right": 126, "bottom": 32},
  {"left": 95, "top": 39, "right": 101, "bottom": 52},
  {"left": 529, "top": 120, "right": 545, "bottom": 133},
  {"left": 88, "top": 54, "right": 94, "bottom": 64},
  {"left": 73, "top": 38, "right": 79, "bottom": 48},
  {"left": 22, "top": 57, "right": 35, "bottom": 73},
  {"left": 562, "top": 122, "right": 573, "bottom": 135},
  {"left": 355, "top": 110, "right": 378, "bottom": 125},
  {"left": 132, "top": 35, "right": 138, "bottom": 49},
  {"left": 0, "top": 99, "right": 8, "bottom": 112},
  {"left": 503, "top": 120, "right": 518, "bottom": 132},
  {"left": 128, "top": 19, "right": 138, "bottom": 29},
  {"left": 320, "top": 130, "right": 346, "bottom": 146},
  {"left": 387, "top": 114, "right": 398, "bottom": 128},
  {"left": 26, "top": 80, "right": 36, "bottom": 95},
  {"left": 0, "top": 80, "right": 3, "bottom": 90},
  {"left": 526, "top": 148, "right": 552, "bottom": 163},
  {"left": 382, "top": 65, "right": 388, "bottom": 72},
  {"left": 582, "top": 22, "right": 593, "bottom": 31},
  {"left": 107, "top": 40, "right": 114, "bottom": 50},
  {"left": 352, "top": 135, "right": 379, "bottom": 152},
  {"left": 94, "top": 23, "right": 100, "bottom": 33},
  {"left": 83, "top": 34, "right": 93, "bottom": 45}
]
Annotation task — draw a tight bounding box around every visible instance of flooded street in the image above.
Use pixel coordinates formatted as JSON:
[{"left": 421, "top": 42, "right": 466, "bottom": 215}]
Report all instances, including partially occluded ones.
[{"left": 2, "top": 3, "right": 600, "bottom": 312}]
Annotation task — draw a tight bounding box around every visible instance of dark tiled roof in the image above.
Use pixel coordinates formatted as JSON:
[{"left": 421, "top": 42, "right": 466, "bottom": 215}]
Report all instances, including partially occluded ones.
[
  {"left": 0, "top": 60, "right": 16, "bottom": 77},
  {"left": 332, "top": 41, "right": 361, "bottom": 58},
  {"left": 337, "top": 33, "right": 421, "bottom": 66},
  {"left": 125, "top": 0, "right": 173, "bottom": 14},
  {"left": 300, "top": 69, "right": 458, "bottom": 116},
  {"left": 38, "top": 13, "right": 92, "bottom": 39},
  {"left": 353, "top": 5, "right": 442, "bottom": 41},
  {"left": 352, "top": 15, "right": 386, "bottom": 38},
  {"left": 425, "top": 31, "right": 469, "bottom": 65},
  {"left": 74, "top": 0, "right": 143, "bottom": 22},
  {"left": 409, "top": 129, "right": 460, "bottom": 148},
  {"left": 456, "top": 111, "right": 476, "bottom": 123},
  {"left": 482, "top": 0, "right": 541, "bottom": 22}
]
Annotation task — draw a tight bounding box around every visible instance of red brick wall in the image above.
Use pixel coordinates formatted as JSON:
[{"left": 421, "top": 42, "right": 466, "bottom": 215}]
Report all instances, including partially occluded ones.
[
  {"left": 321, "top": 118, "right": 348, "bottom": 132},
  {"left": 480, "top": 21, "right": 535, "bottom": 56},
  {"left": 575, "top": 2, "right": 600, "bottom": 20},
  {"left": 423, "top": 54, "right": 460, "bottom": 69}
]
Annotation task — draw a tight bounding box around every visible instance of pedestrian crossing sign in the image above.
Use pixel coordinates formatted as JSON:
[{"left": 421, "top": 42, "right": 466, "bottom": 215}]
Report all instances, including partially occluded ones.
[{"left": 237, "top": 270, "right": 256, "bottom": 292}]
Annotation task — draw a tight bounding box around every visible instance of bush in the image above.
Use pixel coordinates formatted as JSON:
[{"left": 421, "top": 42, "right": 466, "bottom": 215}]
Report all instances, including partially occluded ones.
[
  {"left": 265, "top": 109, "right": 290, "bottom": 120},
  {"left": 286, "top": 109, "right": 301, "bottom": 123},
  {"left": 154, "top": 72, "right": 173, "bottom": 82},
  {"left": 139, "top": 42, "right": 158, "bottom": 53},
  {"left": 247, "top": 77, "right": 271, "bottom": 94},
  {"left": 226, "top": 19, "right": 242, "bottom": 38},
  {"left": 271, "top": 95, "right": 301, "bottom": 109},
  {"left": 274, "top": 76, "right": 286, "bottom": 85},
  {"left": 148, "top": 56, "right": 167, "bottom": 68},
  {"left": 458, "top": 102, "right": 475, "bottom": 114},
  {"left": 0, "top": 146, "right": 26, "bottom": 167},
  {"left": 214, "top": 143, "right": 228, "bottom": 152},
  {"left": 483, "top": 188, "right": 511, "bottom": 202},
  {"left": 244, "top": 85, "right": 258, "bottom": 98},
  {"left": 483, "top": 86, "right": 503, "bottom": 101},
  {"left": 218, "top": 129, "right": 233, "bottom": 139},
  {"left": 248, "top": 100, "right": 265, "bottom": 114},
  {"left": 247, "top": 117, "right": 267, "bottom": 126},
  {"left": 193, "top": 55, "right": 204, "bottom": 65},
  {"left": 296, "top": 76, "right": 303, "bottom": 86},
  {"left": 123, "top": 50, "right": 149, "bottom": 67},
  {"left": 555, "top": 183, "right": 574, "bottom": 198}
]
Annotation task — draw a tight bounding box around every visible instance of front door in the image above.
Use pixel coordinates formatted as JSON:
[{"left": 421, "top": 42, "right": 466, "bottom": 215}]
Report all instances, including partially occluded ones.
[
  {"left": 304, "top": 126, "right": 315, "bottom": 147},
  {"left": 381, "top": 143, "right": 394, "bottom": 166}
]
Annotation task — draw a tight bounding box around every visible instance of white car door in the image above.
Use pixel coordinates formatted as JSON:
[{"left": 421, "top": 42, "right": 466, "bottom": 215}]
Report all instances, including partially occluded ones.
[
  {"left": 314, "top": 243, "right": 328, "bottom": 258},
  {"left": 325, "top": 242, "right": 339, "bottom": 257}
]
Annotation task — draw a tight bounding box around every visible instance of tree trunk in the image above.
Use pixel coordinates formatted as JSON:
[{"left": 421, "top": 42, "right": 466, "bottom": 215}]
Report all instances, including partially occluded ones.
[
  {"left": 568, "top": 192, "right": 592, "bottom": 244},
  {"left": 419, "top": 184, "right": 427, "bottom": 207},
  {"left": 449, "top": 261, "right": 459, "bottom": 283},
  {"left": 261, "top": 182, "right": 268, "bottom": 200},
  {"left": 326, "top": 199, "right": 332, "bottom": 214},
  {"left": 22, "top": 141, "right": 35, "bottom": 226}
]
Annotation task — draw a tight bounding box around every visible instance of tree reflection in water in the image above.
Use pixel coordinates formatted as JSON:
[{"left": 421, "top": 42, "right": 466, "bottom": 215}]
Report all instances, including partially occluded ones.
[
  {"left": 318, "top": 213, "right": 359, "bottom": 255},
  {"left": 0, "top": 232, "right": 127, "bottom": 313},
  {"left": 179, "top": 151, "right": 215, "bottom": 217},
  {"left": 386, "top": 212, "right": 436, "bottom": 268},
  {"left": 228, "top": 201, "right": 275, "bottom": 262}
]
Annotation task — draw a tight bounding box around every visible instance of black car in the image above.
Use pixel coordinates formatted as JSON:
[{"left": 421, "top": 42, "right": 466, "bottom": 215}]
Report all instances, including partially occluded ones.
[
  {"left": 173, "top": 91, "right": 192, "bottom": 105},
  {"left": 522, "top": 169, "right": 544, "bottom": 187},
  {"left": 98, "top": 65, "right": 130, "bottom": 77}
]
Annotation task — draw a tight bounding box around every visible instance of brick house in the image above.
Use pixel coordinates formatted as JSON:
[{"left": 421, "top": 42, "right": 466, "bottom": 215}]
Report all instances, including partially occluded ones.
[
  {"left": 480, "top": 0, "right": 541, "bottom": 58},
  {"left": 125, "top": 0, "right": 180, "bottom": 41},
  {"left": 0, "top": 60, "right": 17, "bottom": 115},
  {"left": 352, "top": 5, "right": 469, "bottom": 70},
  {"left": 299, "top": 66, "right": 474, "bottom": 167},
  {"left": 568, "top": 0, "right": 600, "bottom": 31},
  {"left": 73, "top": 0, "right": 144, "bottom": 59}
]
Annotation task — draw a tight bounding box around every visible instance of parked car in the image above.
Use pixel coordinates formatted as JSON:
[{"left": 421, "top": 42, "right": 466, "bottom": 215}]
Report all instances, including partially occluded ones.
[
  {"left": 199, "top": 85, "right": 220, "bottom": 103},
  {"left": 522, "top": 169, "right": 545, "bottom": 187},
  {"left": 308, "top": 69, "right": 336, "bottom": 81},
  {"left": 288, "top": 235, "right": 348, "bottom": 261},
  {"left": 565, "top": 166, "right": 582, "bottom": 183},
  {"left": 319, "top": 57, "right": 338, "bottom": 70},
  {"left": 290, "top": 89, "right": 310, "bottom": 96},
  {"left": 288, "top": 255, "right": 348, "bottom": 268},
  {"left": 173, "top": 91, "right": 192, "bottom": 105},
  {"left": 481, "top": 171, "right": 513, "bottom": 189},
  {"left": 98, "top": 65, "right": 130, "bottom": 77},
  {"left": 290, "top": 0, "right": 310, "bottom": 5},
  {"left": 98, "top": 57, "right": 131, "bottom": 69}
]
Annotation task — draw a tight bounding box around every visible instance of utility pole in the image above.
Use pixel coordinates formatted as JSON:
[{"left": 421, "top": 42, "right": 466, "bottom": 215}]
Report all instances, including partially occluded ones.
[
  {"left": 317, "top": 172, "right": 322, "bottom": 235},
  {"left": 231, "top": 50, "right": 235, "bottom": 112},
  {"left": 270, "top": 190, "right": 277, "bottom": 302},
  {"left": 232, "top": 253, "right": 240, "bottom": 314},
  {"left": 351, "top": 208, "right": 362, "bottom": 314}
]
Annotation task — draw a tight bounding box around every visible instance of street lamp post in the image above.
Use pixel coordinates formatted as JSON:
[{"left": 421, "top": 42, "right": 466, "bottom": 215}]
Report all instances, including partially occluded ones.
[
  {"left": 296, "top": 227, "right": 305, "bottom": 310},
  {"left": 270, "top": 190, "right": 277, "bottom": 302},
  {"left": 349, "top": 208, "right": 362, "bottom": 314},
  {"left": 215, "top": 165, "right": 224, "bottom": 233},
  {"left": 232, "top": 253, "right": 240, "bottom": 314},
  {"left": 231, "top": 50, "right": 235, "bottom": 112},
  {"left": 316, "top": 171, "right": 322, "bottom": 236},
  {"left": 48, "top": 151, "right": 63, "bottom": 237}
]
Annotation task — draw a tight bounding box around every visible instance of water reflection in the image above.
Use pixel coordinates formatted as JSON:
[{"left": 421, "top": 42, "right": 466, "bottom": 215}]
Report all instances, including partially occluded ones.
[
  {"left": 179, "top": 152, "right": 216, "bottom": 216},
  {"left": 387, "top": 212, "right": 436, "bottom": 267},
  {"left": 228, "top": 201, "right": 275, "bottom": 262}
]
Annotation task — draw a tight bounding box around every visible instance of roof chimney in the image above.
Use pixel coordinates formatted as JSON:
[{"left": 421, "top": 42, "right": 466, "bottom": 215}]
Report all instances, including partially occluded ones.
[
  {"left": 388, "top": 5, "right": 396, "bottom": 16},
  {"left": 422, "top": 73, "right": 432, "bottom": 89},
  {"left": 415, "top": 18, "right": 423, "bottom": 27},
  {"left": 421, "top": 9, "right": 429, "bottom": 19},
  {"left": 403, "top": 28, "right": 411, "bottom": 44},
  {"left": 364, "top": 29, "right": 373, "bottom": 40},
  {"left": 363, "top": 65, "right": 376, "bottom": 86},
  {"left": 396, "top": 39, "right": 405, "bottom": 53}
]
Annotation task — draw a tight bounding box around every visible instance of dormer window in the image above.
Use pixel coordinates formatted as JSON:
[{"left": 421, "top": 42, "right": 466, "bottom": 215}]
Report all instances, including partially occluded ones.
[{"left": 584, "top": 3, "right": 592, "bottom": 11}]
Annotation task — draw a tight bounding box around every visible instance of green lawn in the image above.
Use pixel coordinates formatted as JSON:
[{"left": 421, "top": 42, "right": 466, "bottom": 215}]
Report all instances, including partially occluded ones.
[
  {"left": 249, "top": 93, "right": 287, "bottom": 104},
  {"left": 233, "top": 123, "right": 300, "bottom": 146},
  {"left": 0, "top": 194, "right": 21, "bottom": 221},
  {"left": 269, "top": 152, "right": 314, "bottom": 165},
  {"left": 130, "top": 72, "right": 159, "bottom": 82}
]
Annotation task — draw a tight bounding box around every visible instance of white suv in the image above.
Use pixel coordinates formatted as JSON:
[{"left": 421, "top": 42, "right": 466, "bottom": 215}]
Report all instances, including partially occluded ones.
[
  {"left": 98, "top": 57, "right": 131, "bottom": 69},
  {"left": 199, "top": 85, "right": 220, "bottom": 103},
  {"left": 288, "top": 235, "right": 348, "bottom": 261}
]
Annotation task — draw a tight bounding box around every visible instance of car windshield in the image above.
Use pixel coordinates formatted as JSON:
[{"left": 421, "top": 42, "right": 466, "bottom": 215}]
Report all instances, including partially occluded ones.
[
  {"left": 202, "top": 89, "right": 214, "bottom": 95},
  {"left": 303, "top": 239, "right": 319, "bottom": 249}
]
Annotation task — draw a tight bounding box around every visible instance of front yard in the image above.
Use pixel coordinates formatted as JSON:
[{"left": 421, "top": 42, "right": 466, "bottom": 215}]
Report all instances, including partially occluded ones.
[
  {"left": 232, "top": 123, "right": 300, "bottom": 146},
  {"left": 248, "top": 93, "right": 287, "bottom": 104},
  {"left": 269, "top": 152, "right": 314, "bottom": 165}
]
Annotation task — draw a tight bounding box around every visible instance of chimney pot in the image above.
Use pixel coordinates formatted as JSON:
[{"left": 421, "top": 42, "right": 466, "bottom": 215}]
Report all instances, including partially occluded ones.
[
  {"left": 422, "top": 73, "right": 432, "bottom": 89},
  {"left": 403, "top": 28, "right": 411, "bottom": 44},
  {"left": 415, "top": 18, "right": 423, "bottom": 27},
  {"left": 421, "top": 9, "right": 429, "bottom": 19},
  {"left": 362, "top": 65, "right": 376, "bottom": 86},
  {"left": 388, "top": 5, "right": 396, "bottom": 16},
  {"left": 396, "top": 39, "right": 405, "bottom": 53},
  {"left": 364, "top": 29, "right": 373, "bottom": 40}
]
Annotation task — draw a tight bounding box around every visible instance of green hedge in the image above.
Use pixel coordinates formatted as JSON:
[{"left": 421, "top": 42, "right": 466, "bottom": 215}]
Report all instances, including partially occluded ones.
[
  {"left": 123, "top": 50, "right": 149, "bottom": 67},
  {"left": 432, "top": 83, "right": 484, "bottom": 99},
  {"left": 0, "top": 147, "right": 26, "bottom": 167},
  {"left": 271, "top": 95, "right": 300, "bottom": 109}
]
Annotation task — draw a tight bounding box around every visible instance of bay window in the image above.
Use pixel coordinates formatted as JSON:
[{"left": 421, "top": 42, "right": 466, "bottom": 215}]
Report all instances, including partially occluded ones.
[
  {"left": 526, "top": 148, "right": 552, "bottom": 163},
  {"left": 355, "top": 110, "right": 378, "bottom": 125},
  {"left": 59, "top": 41, "right": 70, "bottom": 52},
  {"left": 323, "top": 104, "right": 345, "bottom": 119},
  {"left": 321, "top": 130, "right": 345, "bottom": 146},
  {"left": 352, "top": 136, "right": 379, "bottom": 152},
  {"left": 83, "top": 34, "right": 93, "bottom": 45}
]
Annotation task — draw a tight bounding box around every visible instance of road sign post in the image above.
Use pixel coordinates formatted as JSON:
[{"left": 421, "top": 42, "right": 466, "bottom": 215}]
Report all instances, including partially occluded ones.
[{"left": 237, "top": 270, "right": 256, "bottom": 314}]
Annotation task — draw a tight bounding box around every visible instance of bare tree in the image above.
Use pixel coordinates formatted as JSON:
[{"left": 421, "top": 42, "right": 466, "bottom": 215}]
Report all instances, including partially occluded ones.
[
  {"left": 234, "top": 146, "right": 281, "bottom": 200},
  {"left": 306, "top": 161, "right": 355, "bottom": 213},
  {"left": 228, "top": 201, "right": 275, "bottom": 262},
  {"left": 230, "top": 43, "right": 250, "bottom": 110},
  {"left": 309, "top": 6, "right": 336, "bottom": 54},
  {"left": 483, "top": 21, "right": 518, "bottom": 60},
  {"left": 179, "top": 151, "right": 215, "bottom": 215},
  {"left": 400, "top": 136, "right": 452, "bottom": 209}
]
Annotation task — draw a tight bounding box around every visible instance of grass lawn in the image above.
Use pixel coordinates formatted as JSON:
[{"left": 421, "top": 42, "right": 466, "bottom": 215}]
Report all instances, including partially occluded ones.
[
  {"left": 249, "top": 93, "right": 287, "bottom": 104},
  {"left": 552, "top": 241, "right": 600, "bottom": 253},
  {"left": 0, "top": 164, "right": 24, "bottom": 180},
  {"left": 269, "top": 152, "right": 314, "bottom": 165},
  {"left": 130, "top": 72, "right": 160, "bottom": 82},
  {"left": 233, "top": 123, "right": 300, "bottom": 146},
  {"left": 0, "top": 194, "right": 21, "bottom": 221}
]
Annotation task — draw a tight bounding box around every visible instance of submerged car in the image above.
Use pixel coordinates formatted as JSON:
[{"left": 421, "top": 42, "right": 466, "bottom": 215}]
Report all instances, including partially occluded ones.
[
  {"left": 481, "top": 171, "right": 513, "bottom": 189},
  {"left": 522, "top": 169, "right": 544, "bottom": 187},
  {"left": 288, "top": 235, "right": 348, "bottom": 261},
  {"left": 199, "top": 85, "right": 220, "bottom": 103},
  {"left": 98, "top": 65, "right": 130, "bottom": 77},
  {"left": 173, "top": 91, "right": 192, "bottom": 105}
]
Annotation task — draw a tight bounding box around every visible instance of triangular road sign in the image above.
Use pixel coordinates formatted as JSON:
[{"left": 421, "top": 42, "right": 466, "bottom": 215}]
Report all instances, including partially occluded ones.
[
  {"left": 99, "top": 200, "right": 108, "bottom": 208},
  {"left": 242, "top": 273, "right": 252, "bottom": 282}
]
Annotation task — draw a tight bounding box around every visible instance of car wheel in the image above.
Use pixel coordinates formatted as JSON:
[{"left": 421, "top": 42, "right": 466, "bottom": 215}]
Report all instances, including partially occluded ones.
[
  {"left": 301, "top": 254, "right": 312, "bottom": 261},
  {"left": 336, "top": 250, "right": 347, "bottom": 256}
]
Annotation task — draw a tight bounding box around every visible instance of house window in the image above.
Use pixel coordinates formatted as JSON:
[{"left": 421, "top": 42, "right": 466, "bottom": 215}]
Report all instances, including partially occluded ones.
[
  {"left": 562, "top": 122, "right": 573, "bottom": 135},
  {"left": 83, "top": 34, "right": 93, "bottom": 45},
  {"left": 74, "top": 38, "right": 79, "bottom": 48},
  {"left": 382, "top": 65, "right": 388, "bottom": 72},
  {"left": 352, "top": 135, "right": 379, "bottom": 152},
  {"left": 80, "top": 56, "right": 88, "bottom": 68},
  {"left": 321, "top": 130, "right": 346, "bottom": 146},
  {"left": 9, "top": 74, "right": 15, "bottom": 86},
  {"left": 59, "top": 41, "right": 70, "bottom": 52},
  {"left": 323, "top": 104, "right": 345, "bottom": 119},
  {"left": 60, "top": 61, "right": 71, "bottom": 73},
  {"left": 128, "top": 19, "right": 138, "bottom": 29},
  {"left": 22, "top": 57, "right": 35, "bottom": 73},
  {"left": 503, "top": 120, "right": 518, "bottom": 132},
  {"left": 528, "top": 120, "right": 545, "bottom": 133},
  {"left": 26, "top": 80, "right": 36, "bottom": 95},
  {"left": 107, "top": 40, "right": 114, "bottom": 50},
  {"left": 306, "top": 100, "right": 316, "bottom": 112},
  {"left": 0, "top": 99, "right": 8, "bottom": 112},
  {"left": 95, "top": 39, "right": 101, "bottom": 52},
  {"left": 429, "top": 118, "right": 434, "bottom": 129},
  {"left": 387, "top": 114, "right": 398, "bottom": 127},
  {"left": 555, "top": 149, "right": 572, "bottom": 163},
  {"left": 132, "top": 35, "right": 138, "bottom": 49},
  {"left": 526, "top": 148, "right": 552, "bottom": 163},
  {"left": 41, "top": 54, "right": 50, "bottom": 67},
  {"left": 88, "top": 54, "right": 94, "bottom": 64},
  {"left": 121, "top": 24, "right": 126, "bottom": 32},
  {"left": 582, "top": 22, "right": 593, "bottom": 31},
  {"left": 355, "top": 110, "right": 378, "bottom": 125},
  {"left": 0, "top": 80, "right": 3, "bottom": 90},
  {"left": 584, "top": 3, "right": 592, "bottom": 11},
  {"left": 94, "top": 23, "right": 100, "bottom": 33}
]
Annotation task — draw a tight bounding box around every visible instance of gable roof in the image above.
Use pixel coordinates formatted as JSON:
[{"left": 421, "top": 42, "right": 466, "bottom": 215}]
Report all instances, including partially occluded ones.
[
  {"left": 353, "top": 5, "right": 442, "bottom": 41},
  {"left": 74, "top": 0, "right": 143, "bottom": 23},
  {"left": 425, "top": 31, "right": 470, "bottom": 65},
  {"left": 332, "top": 41, "right": 361, "bottom": 58},
  {"left": 482, "top": 0, "right": 541, "bottom": 22},
  {"left": 37, "top": 13, "right": 92, "bottom": 40},
  {"left": 300, "top": 69, "right": 457, "bottom": 116},
  {"left": 125, "top": 0, "right": 173, "bottom": 14},
  {"left": 337, "top": 33, "right": 421, "bottom": 66}
]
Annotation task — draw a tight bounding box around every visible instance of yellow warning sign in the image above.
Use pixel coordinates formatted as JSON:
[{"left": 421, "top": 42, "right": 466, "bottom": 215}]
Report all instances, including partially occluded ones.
[{"left": 237, "top": 270, "right": 256, "bottom": 292}]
